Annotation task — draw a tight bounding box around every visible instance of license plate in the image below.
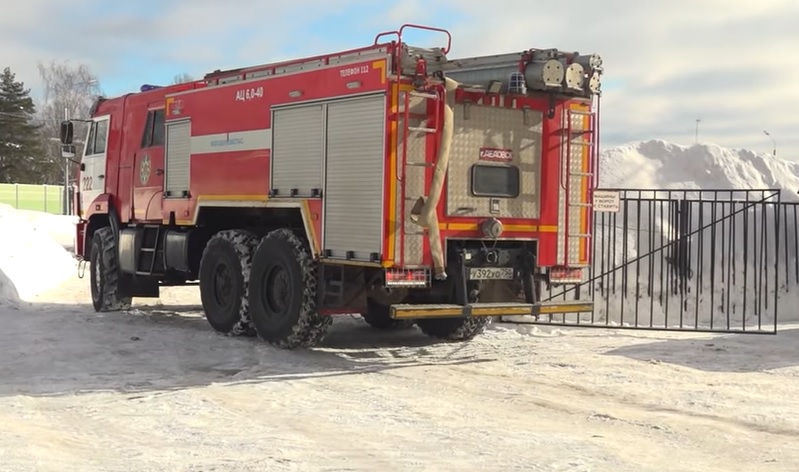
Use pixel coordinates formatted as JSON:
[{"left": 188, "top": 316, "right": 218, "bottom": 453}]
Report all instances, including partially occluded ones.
[{"left": 469, "top": 267, "right": 514, "bottom": 280}]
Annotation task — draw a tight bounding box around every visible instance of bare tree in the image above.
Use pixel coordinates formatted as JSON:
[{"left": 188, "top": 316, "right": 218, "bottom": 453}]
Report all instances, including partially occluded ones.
[
  {"left": 38, "top": 61, "right": 102, "bottom": 213},
  {"left": 173, "top": 72, "right": 194, "bottom": 84},
  {"left": 36, "top": 60, "right": 102, "bottom": 210}
]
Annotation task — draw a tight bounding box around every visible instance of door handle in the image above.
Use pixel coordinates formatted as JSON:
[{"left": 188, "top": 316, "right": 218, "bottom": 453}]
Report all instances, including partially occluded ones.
[
  {"left": 98, "top": 174, "right": 105, "bottom": 179},
  {"left": 155, "top": 168, "right": 164, "bottom": 176}
]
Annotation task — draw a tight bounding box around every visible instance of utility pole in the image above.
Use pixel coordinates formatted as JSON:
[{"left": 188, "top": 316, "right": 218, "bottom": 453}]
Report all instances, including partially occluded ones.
[
  {"left": 63, "top": 106, "right": 69, "bottom": 215},
  {"left": 763, "top": 130, "right": 776, "bottom": 157},
  {"left": 695, "top": 118, "right": 701, "bottom": 144}
]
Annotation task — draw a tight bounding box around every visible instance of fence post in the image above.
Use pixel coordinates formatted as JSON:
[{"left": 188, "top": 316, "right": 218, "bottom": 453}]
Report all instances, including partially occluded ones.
[{"left": 14, "top": 183, "right": 18, "bottom": 209}]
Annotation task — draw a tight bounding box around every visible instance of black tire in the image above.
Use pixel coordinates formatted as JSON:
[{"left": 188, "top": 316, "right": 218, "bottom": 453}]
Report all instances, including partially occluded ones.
[
  {"left": 89, "top": 226, "right": 132, "bottom": 312},
  {"left": 415, "top": 278, "right": 497, "bottom": 341},
  {"left": 248, "top": 229, "right": 331, "bottom": 349},
  {"left": 199, "top": 229, "right": 259, "bottom": 336},
  {"left": 362, "top": 298, "right": 415, "bottom": 331},
  {"left": 416, "top": 316, "right": 492, "bottom": 341}
]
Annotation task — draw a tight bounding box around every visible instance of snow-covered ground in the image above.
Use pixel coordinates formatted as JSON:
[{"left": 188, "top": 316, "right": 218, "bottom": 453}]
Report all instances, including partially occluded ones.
[{"left": 2, "top": 141, "right": 799, "bottom": 471}]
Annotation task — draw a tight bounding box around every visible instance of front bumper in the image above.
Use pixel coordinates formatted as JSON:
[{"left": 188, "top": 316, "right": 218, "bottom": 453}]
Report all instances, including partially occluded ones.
[{"left": 389, "top": 300, "right": 594, "bottom": 319}]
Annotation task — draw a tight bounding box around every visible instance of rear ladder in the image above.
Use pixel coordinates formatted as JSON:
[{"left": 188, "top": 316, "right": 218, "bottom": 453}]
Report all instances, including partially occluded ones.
[
  {"left": 394, "top": 87, "right": 441, "bottom": 267},
  {"left": 562, "top": 105, "right": 598, "bottom": 267}
]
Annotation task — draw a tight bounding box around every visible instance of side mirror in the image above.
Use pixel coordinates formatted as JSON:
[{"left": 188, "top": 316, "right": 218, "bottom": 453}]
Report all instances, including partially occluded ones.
[
  {"left": 61, "top": 144, "right": 76, "bottom": 159},
  {"left": 60, "top": 121, "right": 74, "bottom": 144},
  {"left": 80, "top": 162, "right": 86, "bottom": 171}
]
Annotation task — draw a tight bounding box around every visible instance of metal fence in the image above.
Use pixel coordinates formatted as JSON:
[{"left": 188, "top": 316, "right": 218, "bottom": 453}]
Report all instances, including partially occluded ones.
[
  {"left": 518, "top": 189, "right": 795, "bottom": 334},
  {"left": 0, "top": 183, "right": 68, "bottom": 215}
]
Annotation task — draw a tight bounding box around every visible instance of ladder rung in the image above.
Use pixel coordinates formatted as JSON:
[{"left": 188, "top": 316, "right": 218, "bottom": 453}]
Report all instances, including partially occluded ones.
[
  {"left": 408, "top": 126, "right": 436, "bottom": 133},
  {"left": 407, "top": 162, "right": 432, "bottom": 167},
  {"left": 140, "top": 248, "right": 156, "bottom": 253},
  {"left": 568, "top": 234, "right": 592, "bottom": 238},
  {"left": 410, "top": 91, "right": 438, "bottom": 99},
  {"left": 568, "top": 203, "right": 593, "bottom": 208},
  {"left": 569, "top": 172, "right": 594, "bottom": 177}
]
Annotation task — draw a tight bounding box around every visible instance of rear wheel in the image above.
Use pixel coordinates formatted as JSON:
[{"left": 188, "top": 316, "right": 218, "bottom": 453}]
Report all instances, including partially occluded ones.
[
  {"left": 89, "top": 226, "right": 132, "bottom": 312},
  {"left": 248, "top": 229, "right": 331, "bottom": 349},
  {"left": 416, "top": 316, "right": 492, "bottom": 341},
  {"left": 198, "top": 229, "right": 259, "bottom": 336},
  {"left": 415, "top": 279, "right": 501, "bottom": 342},
  {"left": 361, "top": 298, "right": 415, "bottom": 331}
]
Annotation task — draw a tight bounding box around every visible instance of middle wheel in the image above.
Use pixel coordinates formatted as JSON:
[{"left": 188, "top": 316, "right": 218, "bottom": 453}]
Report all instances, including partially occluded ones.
[
  {"left": 248, "top": 229, "right": 331, "bottom": 349},
  {"left": 362, "top": 297, "right": 416, "bottom": 331}
]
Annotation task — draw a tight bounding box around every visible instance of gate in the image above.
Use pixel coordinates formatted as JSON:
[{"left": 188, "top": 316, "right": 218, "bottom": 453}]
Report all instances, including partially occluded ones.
[{"left": 507, "top": 189, "right": 798, "bottom": 334}]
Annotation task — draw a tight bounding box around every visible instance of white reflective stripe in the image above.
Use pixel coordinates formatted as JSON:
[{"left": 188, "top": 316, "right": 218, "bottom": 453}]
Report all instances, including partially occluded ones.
[{"left": 190, "top": 128, "right": 272, "bottom": 154}]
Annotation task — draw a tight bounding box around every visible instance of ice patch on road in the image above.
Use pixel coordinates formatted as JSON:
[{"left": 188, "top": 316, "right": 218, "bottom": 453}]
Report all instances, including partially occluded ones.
[{"left": 0, "top": 204, "right": 77, "bottom": 303}]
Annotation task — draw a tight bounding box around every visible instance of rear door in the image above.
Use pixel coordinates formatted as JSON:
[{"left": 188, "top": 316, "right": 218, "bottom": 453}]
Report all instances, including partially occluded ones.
[
  {"left": 447, "top": 104, "right": 542, "bottom": 219},
  {"left": 79, "top": 115, "right": 110, "bottom": 218}
]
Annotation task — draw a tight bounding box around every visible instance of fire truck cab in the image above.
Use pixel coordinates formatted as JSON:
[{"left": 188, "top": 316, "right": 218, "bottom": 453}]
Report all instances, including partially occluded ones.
[{"left": 60, "top": 25, "right": 603, "bottom": 349}]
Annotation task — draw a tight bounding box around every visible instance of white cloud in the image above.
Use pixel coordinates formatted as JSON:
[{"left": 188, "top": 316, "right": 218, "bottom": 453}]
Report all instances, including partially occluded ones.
[
  {"left": 1, "top": 0, "right": 796, "bottom": 159},
  {"left": 441, "top": 0, "right": 799, "bottom": 158}
]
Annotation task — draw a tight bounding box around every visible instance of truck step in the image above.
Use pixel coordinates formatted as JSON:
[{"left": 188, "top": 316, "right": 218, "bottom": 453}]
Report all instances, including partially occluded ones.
[
  {"left": 532, "top": 300, "right": 594, "bottom": 316},
  {"left": 390, "top": 301, "right": 594, "bottom": 319}
]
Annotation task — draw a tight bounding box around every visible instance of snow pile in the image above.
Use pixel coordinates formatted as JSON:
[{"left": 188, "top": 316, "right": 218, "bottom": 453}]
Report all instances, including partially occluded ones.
[
  {"left": 0, "top": 204, "right": 77, "bottom": 304},
  {"left": 0, "top": 268, "right": 19, "bottom": 306},
  {"left": 599, "top": 139, "right": 799, "bottom": 199},
  {"left": 549, "top": 140, "right": 799, "bottom": 329},
  {"left": 13, "top": 209, "right": 79, "bottom": 251}
]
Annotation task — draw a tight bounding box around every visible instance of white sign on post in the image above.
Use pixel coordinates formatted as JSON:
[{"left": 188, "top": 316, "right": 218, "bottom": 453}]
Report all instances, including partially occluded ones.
[{"left": 593, "top": 190, "right": 620, "bottom": 212}]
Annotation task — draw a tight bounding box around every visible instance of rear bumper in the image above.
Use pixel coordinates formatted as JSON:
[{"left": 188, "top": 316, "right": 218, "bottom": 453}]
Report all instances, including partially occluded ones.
[{"left": 389, "top": 301, "right": 593, "bottom": 319}]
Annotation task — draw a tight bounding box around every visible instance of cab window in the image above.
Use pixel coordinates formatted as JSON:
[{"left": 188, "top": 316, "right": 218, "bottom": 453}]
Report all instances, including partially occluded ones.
[
  {"left": 84, "top": 118, "right": 109, "bottom": 156},
  {"left": 141, "top": 109, "right": 165, "bottom": 148}
]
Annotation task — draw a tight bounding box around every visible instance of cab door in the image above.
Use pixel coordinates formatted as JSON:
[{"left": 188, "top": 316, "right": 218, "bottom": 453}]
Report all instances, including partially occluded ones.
[
  {"left": 79, "top": 115, "right": 110, "bottom": 218},
  {"left": 133, "top": 107, "right": 166, "bottom": 221}
]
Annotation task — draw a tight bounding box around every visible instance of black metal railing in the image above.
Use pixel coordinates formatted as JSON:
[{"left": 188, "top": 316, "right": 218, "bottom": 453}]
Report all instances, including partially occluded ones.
[{"left": 527, "top": 189, "right": 796, "bottom": 334}]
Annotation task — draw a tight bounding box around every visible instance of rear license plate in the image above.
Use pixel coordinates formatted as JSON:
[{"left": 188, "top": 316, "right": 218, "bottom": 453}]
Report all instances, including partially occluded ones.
[{"left": 469, "top": 267, "right": 514, "bottom": 280}]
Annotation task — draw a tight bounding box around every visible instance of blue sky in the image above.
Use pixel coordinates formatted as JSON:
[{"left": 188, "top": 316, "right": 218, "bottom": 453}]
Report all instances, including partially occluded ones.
[{"left": 2, "top": 0, "right": 798, "bottom": 159}]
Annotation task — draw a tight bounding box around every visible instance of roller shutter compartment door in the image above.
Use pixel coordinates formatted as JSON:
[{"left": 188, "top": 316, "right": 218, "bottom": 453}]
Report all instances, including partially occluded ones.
[
  {"left": 271, "top": 104, "right": 324, "bottom": 197},
  {"left": 165, "top": 120, "right": 191, "bottom": 198},
  {"left": 323, "top": 95, "right": 386, "bottom": 261}
]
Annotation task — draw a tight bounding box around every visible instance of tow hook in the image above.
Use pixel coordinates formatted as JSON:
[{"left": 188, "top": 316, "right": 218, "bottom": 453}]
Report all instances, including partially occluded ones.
[{"left": 77, "top": 259, "right": 87, "bottom": 279}]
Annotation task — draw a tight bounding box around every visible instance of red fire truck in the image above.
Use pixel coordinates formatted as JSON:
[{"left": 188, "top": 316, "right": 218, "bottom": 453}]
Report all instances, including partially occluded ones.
[{"left": 59, "top": 24, "right": 602, "bottom": 349}]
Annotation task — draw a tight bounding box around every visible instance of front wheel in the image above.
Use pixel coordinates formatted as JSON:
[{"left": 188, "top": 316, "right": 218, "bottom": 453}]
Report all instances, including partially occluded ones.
[
  {"left": 248, "top": 229, "right": 331, "bottom": 349},
  {"left": 89, "top": 227, "right": 132, "bottom": 312}
]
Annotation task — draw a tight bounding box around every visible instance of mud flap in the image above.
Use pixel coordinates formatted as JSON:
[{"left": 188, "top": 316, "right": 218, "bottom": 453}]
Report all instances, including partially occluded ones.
[
  {"left": 389, "top": 300, "right": 593, "bottom": 319},
  {"left": 119, "top": 273, "right": 160, "bottom": 298}
]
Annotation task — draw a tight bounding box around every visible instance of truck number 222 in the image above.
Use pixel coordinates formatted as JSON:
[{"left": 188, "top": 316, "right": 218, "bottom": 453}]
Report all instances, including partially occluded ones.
[{"left": 82, "top": 176, "right": 93, "bottom": 191}]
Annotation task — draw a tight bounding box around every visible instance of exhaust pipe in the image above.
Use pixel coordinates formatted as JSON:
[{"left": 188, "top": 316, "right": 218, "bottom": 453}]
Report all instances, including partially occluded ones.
[{"left": 410, "top": 76, "right": 459, "bottom": 280}]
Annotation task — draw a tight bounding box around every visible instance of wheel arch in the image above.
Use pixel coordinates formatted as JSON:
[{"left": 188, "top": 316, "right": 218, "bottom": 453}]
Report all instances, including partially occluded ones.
[{"left": 194, "top": 202, "right": 320, "bottom": 256}]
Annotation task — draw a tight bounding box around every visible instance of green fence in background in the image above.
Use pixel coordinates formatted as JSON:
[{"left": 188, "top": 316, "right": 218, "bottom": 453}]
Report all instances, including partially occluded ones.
[{"left": 0, "top": 183, "right": 66, "bottom": 215}]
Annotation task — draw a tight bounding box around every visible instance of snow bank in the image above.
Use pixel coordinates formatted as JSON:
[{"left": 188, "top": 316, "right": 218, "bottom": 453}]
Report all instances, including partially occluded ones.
[
  {"left": 0, "top": 204, "right": 76, "bottom": 303},
  {"left": 0, "top": 268, "right": 19, "bottom": 306},
  {"left": 13, "top": 209, "right": 79, "bottom": 251},
  {"left": 600, "top": 140, "right": 799, "bottom": 199},
  {"left": 548, "top": 140, "right": 799, "bottom": 328}
]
